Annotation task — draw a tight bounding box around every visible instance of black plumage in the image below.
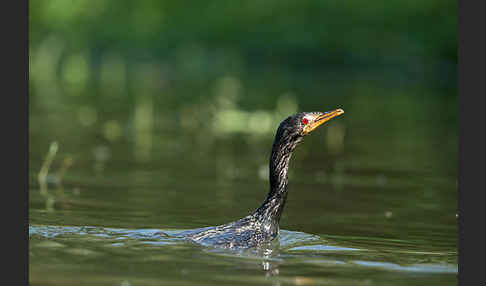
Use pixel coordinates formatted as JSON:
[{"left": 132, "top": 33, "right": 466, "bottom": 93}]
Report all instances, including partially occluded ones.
[{"left": 177, "top": 109, "right": 344, "bottom": 248}]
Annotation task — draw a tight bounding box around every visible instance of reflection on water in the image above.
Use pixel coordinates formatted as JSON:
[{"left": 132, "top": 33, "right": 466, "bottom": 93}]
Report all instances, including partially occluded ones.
[{"left": 29, "top": 224, "right": 457, "bottom": 285}]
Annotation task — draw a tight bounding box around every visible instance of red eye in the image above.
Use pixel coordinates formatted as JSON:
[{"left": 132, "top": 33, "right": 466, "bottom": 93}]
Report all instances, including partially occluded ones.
[{"left": 302, "top": 118, "right": 309, "bottom": 125}]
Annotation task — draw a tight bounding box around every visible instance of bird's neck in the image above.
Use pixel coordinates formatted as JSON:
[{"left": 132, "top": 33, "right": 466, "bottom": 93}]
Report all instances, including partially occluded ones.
[{"left": 254, "top": 132, "right": 299, "bottom": 234}]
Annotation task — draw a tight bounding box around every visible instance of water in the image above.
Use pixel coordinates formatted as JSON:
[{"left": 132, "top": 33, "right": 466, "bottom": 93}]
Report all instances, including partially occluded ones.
[
  {"left": 29, "top": 74, "right": 457, "bottom": 285},
  {"left": 29, "top": 225, "right": 456, "bottom": 285}
]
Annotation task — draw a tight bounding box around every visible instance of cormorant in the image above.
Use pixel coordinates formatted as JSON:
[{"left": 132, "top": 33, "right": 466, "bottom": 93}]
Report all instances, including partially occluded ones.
[{"left": 177, "top": 109, "right": 344, "bottom": 248}]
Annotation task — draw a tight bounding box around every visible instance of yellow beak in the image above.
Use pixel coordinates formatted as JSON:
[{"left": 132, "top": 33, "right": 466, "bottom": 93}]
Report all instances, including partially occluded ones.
[{"left": 303, "top": 108, "right": 344, "bottom": 135}]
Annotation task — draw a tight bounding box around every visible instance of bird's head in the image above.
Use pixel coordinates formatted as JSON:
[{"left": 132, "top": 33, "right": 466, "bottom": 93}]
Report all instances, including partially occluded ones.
[
  {"left": 277, "top": 109, "right": 344, "bottom": 141},
  {"left": 268, "top": 108, "right": 345, "bottom": 193}
]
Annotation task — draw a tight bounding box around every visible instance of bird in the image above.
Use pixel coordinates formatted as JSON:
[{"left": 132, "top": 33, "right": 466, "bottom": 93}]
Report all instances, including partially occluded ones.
[{"left": 177, "top": 109, "right": 344, "bottom": 249}]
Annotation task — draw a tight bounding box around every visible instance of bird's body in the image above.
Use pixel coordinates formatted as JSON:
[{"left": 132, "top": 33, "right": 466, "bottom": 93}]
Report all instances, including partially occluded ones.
[
  {"left": 178, "top": 215, "right": 274, "bottom": 248},
  {"left": 177, "top": 109, "right": 344, "bottom": 249}
]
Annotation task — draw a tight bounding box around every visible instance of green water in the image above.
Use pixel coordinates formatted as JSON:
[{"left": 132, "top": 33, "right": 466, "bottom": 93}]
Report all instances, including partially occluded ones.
[{"left": 29, "top": 82, "right": 457, "bottom": 285}]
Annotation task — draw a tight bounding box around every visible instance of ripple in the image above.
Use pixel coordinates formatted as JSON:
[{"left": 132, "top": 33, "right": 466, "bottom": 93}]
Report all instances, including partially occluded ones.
[
  {"left": 288, "top": 245, "right": 360, "bottom": 251},
  {"left": 29, "top": 224, "right": 458, "bottom": 275},
  {"left": 351, "top": 260, "right": 458, "bottom": 273}
]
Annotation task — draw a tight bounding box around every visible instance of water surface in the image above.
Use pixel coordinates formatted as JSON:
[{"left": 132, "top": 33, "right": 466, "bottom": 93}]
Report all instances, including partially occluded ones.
[{"left": 29, "top": 224, "right": 457, "bottom": 285}]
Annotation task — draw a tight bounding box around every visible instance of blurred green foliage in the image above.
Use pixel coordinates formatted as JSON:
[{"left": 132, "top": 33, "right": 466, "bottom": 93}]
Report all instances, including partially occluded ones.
[{"left": 30, "top": 0, "right": 457, "bottom": 100}]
